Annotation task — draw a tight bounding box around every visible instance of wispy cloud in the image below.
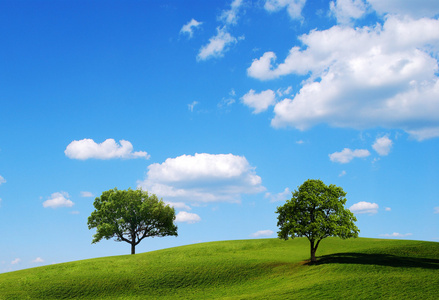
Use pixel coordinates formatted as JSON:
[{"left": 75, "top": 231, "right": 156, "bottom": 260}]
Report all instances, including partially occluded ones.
[
  {"left": 180, "top": 19, "right": 203, "bottom": 38},
  {"left": 188, "top": 101, "right": 198, "bottom": 112},
  {"left": 251, "top": 229, "right": 274, "bottom": 237},
  {"left": 0, "top": 175, "right": 5, "bottom": 185},
  {"left": 329, "top": 148, "right": 370, "bottom": 163},
  {"left": 379, "top": 232, "right": 413, "bottom": 238},
  {"left": 80, "top": 191, "right": 94, "bottom": 198},
  {"left": 265, "top": 187, "right": 290, "bottom": 202},
  {"left": 197, "top": 27, "right": 239, "bottom": 61},
  {"left": 264, "top": 0, "right": 307, "bottom": 20}
]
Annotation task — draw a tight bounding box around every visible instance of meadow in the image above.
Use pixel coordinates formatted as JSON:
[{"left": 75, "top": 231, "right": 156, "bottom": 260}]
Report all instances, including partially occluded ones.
[{"left": 0, "top": 237, "right": 438, "bottom": 299}]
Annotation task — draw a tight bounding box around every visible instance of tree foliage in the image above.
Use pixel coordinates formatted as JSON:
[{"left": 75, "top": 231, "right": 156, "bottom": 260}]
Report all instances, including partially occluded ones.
[
  {"left": 276, "top": 179, "right": 359, "bottom": 262},
  {"left": 87, "top": 188, "right": 178, "bottom": 254}
]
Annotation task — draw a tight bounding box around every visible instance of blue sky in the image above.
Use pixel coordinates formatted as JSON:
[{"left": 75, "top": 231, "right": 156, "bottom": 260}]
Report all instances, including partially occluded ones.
[{"left": 1, "top": 0, "right": 439, "bottom": 273}]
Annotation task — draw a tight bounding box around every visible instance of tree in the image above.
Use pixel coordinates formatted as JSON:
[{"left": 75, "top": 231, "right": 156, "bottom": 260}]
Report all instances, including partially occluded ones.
[
  {"left": 87, "top": 188, "right": 178, "bottom": 255},
  {"left": 276, "top": 179, "right": 359, "bottom": 263}
]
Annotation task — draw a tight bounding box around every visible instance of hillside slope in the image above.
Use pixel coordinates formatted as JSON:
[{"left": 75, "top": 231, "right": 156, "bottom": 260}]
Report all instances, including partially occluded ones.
[{"left": 0, "top": 238, "right": 438, "bottom": 299}]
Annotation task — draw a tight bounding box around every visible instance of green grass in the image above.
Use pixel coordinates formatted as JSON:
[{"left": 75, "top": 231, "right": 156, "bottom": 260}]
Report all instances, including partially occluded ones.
[{"left": 1, "top": 237, "right": 438, "bottom": 299}]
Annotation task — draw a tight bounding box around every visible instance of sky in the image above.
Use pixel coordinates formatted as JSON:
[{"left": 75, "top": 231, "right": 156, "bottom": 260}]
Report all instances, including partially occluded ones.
[{"left": 1, "top": 0, "right": 439, "bottom": 273}]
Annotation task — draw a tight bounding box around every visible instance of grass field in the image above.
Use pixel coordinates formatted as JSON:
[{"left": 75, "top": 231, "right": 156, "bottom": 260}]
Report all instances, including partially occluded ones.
[{"left": 0, "top": 237, "right": 438, "bottom": 299}]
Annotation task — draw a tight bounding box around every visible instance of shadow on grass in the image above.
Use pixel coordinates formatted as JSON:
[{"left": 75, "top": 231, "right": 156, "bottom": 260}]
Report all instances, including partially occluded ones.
[{"left": 313, "top": 253, "right": 439, "bottom": 270}]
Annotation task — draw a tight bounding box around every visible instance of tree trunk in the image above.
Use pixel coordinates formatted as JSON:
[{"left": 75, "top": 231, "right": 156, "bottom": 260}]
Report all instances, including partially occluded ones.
[
  {"left": 311, "top": 247, "right": 316, "bottom": 263},
  {"left": 310, "top": 239, "right": 317, "bottom": 263},
  {"left": 131, "top": 242, "right": 136, "bottom": 255}
]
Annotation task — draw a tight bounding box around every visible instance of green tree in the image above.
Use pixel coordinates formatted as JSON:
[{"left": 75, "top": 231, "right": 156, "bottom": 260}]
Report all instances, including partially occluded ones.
[
  {"left": 276, "top": 179, "right": 359, "bottom": 263},
  {"left": 87, "top": 188, "right": 178, "bottom": 255}
]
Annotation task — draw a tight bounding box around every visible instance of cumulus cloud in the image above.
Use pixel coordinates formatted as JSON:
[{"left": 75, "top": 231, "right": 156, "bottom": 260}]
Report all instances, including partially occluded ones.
[
  {"left": 65, "top": 138, "right": 150, "bottom": 160},
  {"left": 80, "top": 191, "right": 94, "bottom": 198},
  {"left": 251, "top": 229, "right": 274, "bottom": 237},
  {"left": 11, "top": 258, "right": 21, "bottom": 265},
  {"left": 264, "top": 0, "right": 306, "bottom": 20},
  {"left": 197, "top": 27, "right": 239, "bottom": 61},
  {"left": 265, "top": 187, "right": 290, "bottom": 202},
  {"left": 248, "top": 17, "right": 439, "bottom": 140},
  {"left": 379, "top": 232, "right": 413, "bottom": 238},
  {"left": 329, "top": 148, "right": 370, "bottom": 163},
  {"left": 175, "top": 211, "right": 201, "bottom": 224},
  {"left": 32, "top": 257, "right": 44, "bottom": 263},
  {"left": 367, "top": 0, "right": 439, "bottom": 18},
  {"left": 349, "top": 201, "right": 379, "bottom": 214},
  {"left": 330, "top": 0, "right": 368, "bottom": 24},
  {"left": 241, "top": 89, "right": 276, "bottom": 114},
  {"left": 137, "top": 153, "right": 265, "bottom": 203},
  {"left": 0, "top": 175, "right": 5, "bottom": 185},
  {"left": 372, "top": 136, "right": 393, "bottom": 156},
  {"left": 43, "top": 192, "right": 74, "bottom": 209},
  {"left": 180, "top": 19, "right": 203, "bottom": 38}
]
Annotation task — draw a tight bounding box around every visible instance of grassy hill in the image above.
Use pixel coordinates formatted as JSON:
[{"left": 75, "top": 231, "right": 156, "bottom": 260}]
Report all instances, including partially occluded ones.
[{"left": 1, "top": 237, "right": 438, "bottom": 299}]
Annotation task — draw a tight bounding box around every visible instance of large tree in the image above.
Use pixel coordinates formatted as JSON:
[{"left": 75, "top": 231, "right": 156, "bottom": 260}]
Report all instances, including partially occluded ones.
[
  {"left": 87, "top": 188, "right": 178, "bottom": 254},
  {"left": 276, "top": 179, "right": 359, "bottom": 263}
]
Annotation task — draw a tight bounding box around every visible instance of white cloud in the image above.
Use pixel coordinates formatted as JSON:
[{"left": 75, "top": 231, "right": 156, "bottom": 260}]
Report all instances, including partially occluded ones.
[
  {"left": 32, "top": 257, "right": 44, "bottom": 263},
  {"left": 180, "top": 19, "right": 203, "bottom": 38},
  {"left": 197, "top": 27, "right": 238, "bottom": 61},
  {"left": 372, "top": 136, "right": 393, "bottom": 156},
  {"left": 248, "top": 17, "right": 439, "bottom": 139},
  {"left": 385, "top": 207, "right": 391, "bottom": 211},
  {"left": 264, "top": 0, "right": 306, "bottom": 20},
  {"left": 367, "top": 0, "right": 439, "bottom": 18},
  {"left": 165, "top": 201, "right": 191, "bottom": 211},
  {"left": 349, "top": 201, "right": 379, "bottom": 214},
  {"left": 11, "top": 258, "right": 20, "bottom": 265},
  {"left": 188, "top": 101, "right": 198, "bottom": 112},
  {"left": 329, "top": 148, "right": 370, "bottom": 163},
  {"left": 379, "top": 232, "right": 413, "bottom": 238},
  {"left": 434, "top": 207, "right": 439, "bottom": 214},
  {"left": 0, "top": 175, "right": 5, "bottom": 185},
  {"left": 43, "top": 192, "right": 74, "bottom": 209},
  {"left": 277, "top": 86, "right": 293, "bottom": 97},
  {"left": 80, "top": 191, "right": 94, "bottom": 198},
  {"left": 241, "top": 89, "right": 276, "bottom": 114},
  {"left": 330, "top": 0, "right": 368, "bottom": 24},
  {"left": 138, "top": 153, "right": 265, "bottom": 203},
  {"left": 265, "top": 187, "right": 290, "bottom": 202},
  {"left": 251, "top": 229, "right": 274, "bottom": 237},
  {"left": 175, "top": 211, "right": 201, "bottom": 224},
  {"left": 339, "top": 170, "right": 347, "bottom": 177},
  {"left": 219, "top": 0, "right": 244, "bottom": 25},
  {"left": 65, "top": 138, "right": 150, "bottom": 160}
]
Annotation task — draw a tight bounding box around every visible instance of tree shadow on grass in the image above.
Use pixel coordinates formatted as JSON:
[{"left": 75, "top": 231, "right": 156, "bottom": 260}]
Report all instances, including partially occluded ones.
[{"left": 313, "top": 253, "right": 439, "bottom": 270}]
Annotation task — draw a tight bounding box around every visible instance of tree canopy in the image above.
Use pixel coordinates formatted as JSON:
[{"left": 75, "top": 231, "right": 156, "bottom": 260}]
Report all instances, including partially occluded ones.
[
  {"left": 87, "top": 188, "right": 178, "bottom": 254},
  {"left": 276, "top": 179, "right": 359, "bottom": 262}
]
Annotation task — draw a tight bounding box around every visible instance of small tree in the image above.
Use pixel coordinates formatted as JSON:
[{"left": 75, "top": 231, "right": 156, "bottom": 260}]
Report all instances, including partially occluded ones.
[
  {"left": 87, "top": 188, "right": 178, "bottom": 254},
  {"left": 276, "top": 179, "right": 359, "bottom": 263}
]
